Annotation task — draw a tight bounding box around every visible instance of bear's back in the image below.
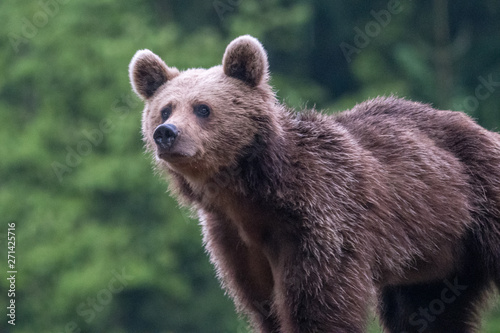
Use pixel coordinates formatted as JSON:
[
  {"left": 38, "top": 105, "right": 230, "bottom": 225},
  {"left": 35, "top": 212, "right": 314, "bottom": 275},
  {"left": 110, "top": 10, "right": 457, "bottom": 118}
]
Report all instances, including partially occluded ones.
[
  {"left": 335, "top": 97, "right": 499, "bottom": 172},
  {"left": 335, "top": 96, "right": 500, "bottom": 223}
]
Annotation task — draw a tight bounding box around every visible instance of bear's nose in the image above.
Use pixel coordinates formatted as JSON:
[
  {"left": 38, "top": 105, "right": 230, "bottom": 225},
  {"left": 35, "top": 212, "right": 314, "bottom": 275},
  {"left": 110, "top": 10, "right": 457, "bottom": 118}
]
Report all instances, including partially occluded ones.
[{"left": 153, "top": 124, "right": 178, "bottom": 149}]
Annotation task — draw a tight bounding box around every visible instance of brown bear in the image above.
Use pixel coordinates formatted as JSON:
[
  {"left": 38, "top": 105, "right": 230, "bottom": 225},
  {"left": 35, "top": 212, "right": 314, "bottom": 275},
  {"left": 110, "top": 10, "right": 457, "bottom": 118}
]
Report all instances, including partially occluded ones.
[{"left": 129, "top": 35, "right": 500, "bottom": 332}]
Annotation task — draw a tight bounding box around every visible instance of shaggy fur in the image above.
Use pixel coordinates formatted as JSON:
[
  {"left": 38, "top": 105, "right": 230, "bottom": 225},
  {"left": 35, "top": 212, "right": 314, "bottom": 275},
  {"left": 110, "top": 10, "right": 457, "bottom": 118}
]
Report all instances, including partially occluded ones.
[{"left": 129, "top": 35, "right": 500, "bottom": 333}]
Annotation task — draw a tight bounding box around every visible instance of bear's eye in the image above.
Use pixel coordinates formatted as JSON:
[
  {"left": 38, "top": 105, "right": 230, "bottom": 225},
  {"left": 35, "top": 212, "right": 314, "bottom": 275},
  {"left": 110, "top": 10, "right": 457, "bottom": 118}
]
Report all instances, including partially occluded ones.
[
  {"left": 160, "top": 106, "right": 172, "bottom": 122},
  {"left": 194, "top": 104, "right": 211, "bottom": 118}
]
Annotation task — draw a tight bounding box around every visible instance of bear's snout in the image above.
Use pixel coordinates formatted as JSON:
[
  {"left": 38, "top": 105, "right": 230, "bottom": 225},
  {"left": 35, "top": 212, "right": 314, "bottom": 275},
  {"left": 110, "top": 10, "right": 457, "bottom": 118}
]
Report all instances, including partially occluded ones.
[{"left": 153, "top": 124, "right": 178, "bottom": 150}]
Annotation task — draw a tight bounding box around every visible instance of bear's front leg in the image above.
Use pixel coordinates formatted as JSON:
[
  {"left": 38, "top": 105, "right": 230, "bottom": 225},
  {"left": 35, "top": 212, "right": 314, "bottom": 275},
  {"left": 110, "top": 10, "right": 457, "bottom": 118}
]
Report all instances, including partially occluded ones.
[
  {"left": 273, "top": 241, "right": 374, "bottom": 333},
  {"left": 201, "top": 211, "right": 280, "bottom": 332}
]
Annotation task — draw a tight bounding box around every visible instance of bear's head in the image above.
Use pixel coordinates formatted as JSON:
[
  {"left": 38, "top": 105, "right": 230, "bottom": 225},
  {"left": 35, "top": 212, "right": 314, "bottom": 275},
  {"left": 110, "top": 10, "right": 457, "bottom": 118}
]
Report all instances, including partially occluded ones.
[{"left": 129, "top": 35, "right": 280, "bottom": 182}]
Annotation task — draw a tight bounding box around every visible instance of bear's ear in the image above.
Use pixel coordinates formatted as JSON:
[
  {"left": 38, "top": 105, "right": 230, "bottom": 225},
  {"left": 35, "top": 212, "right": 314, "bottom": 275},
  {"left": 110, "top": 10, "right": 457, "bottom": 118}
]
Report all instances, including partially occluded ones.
[
  {"left": 129, "top": 49, "right": 179, "bottom": 100},
  {"left": 222, "top": 35, "right": 269, "bottom": 87}
]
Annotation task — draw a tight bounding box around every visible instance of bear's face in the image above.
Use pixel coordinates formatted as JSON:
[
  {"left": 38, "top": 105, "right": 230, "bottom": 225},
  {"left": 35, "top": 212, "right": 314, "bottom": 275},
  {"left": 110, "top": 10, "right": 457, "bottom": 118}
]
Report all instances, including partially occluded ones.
[{"left": 129, "top": 36, "right": 276, "bottom": 180}]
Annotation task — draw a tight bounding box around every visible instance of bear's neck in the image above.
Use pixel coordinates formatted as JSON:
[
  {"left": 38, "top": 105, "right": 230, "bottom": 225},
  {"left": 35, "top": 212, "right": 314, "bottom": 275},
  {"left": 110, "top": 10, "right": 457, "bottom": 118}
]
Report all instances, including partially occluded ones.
[{"left": 216, "top": 111, "right": 291, "bottom": 198}]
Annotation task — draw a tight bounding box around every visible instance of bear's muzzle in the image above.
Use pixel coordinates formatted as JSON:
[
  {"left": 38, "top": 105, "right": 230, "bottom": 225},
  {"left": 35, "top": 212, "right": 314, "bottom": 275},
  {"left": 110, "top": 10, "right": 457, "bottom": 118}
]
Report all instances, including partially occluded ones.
[{"left": 153, "top": 123, "right": 178, "bottom": 150}]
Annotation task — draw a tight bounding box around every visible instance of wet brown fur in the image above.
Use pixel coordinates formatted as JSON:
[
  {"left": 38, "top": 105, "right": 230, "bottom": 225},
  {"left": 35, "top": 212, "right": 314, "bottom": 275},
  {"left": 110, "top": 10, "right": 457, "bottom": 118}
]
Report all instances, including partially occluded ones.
[{"left": 129, "top": 35, "right": 500, "bottom": 332}]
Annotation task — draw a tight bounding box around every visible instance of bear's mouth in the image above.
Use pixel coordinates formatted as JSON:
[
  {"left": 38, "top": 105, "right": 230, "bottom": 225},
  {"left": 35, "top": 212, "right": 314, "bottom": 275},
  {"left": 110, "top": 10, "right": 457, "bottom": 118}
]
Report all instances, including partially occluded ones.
[
  {"left": 157, "top": 151, "right": 191, "bottom": 163},
  {"left": 155, "top": 138, "right": 198, "bottom": 164}
]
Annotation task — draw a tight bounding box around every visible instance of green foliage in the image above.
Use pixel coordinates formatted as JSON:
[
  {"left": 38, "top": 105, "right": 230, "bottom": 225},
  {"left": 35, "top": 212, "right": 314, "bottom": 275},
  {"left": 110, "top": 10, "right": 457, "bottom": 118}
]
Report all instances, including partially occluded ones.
[{"left": 0, "top": 0, "right": 499, "bottom": 332}]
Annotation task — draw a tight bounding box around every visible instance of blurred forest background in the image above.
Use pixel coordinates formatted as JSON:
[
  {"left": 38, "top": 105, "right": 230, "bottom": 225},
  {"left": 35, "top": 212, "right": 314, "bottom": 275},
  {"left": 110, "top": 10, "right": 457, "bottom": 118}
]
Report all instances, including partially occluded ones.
[{"left": 1, "top": 0, "right": 500, "bottom": 332}]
